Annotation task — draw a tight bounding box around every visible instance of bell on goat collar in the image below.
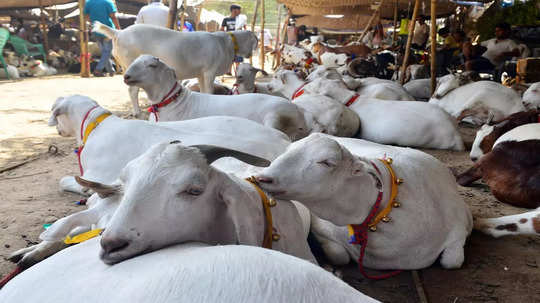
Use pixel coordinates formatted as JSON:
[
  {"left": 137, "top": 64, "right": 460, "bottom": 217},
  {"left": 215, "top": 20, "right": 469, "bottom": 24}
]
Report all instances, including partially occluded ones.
[
  {"left": 382, "top": 216, "right": 391, "bottom": 223},
  {"left": 396, "top": 178, "right": 404, "bottom": 185},
  {"left": 385, "top": 158, "right": 393, "bottom": 165},
  {"left": 269, "top": 198, "right": 277, "bottom": 207},
  {"left": 272, "top": 233, "right": 280, "bottom": 241},
  {"left": 369, "top": 226, "right": 377, "bottom": 232},
  {"left": 392, "top": 201, "right": 401, "bottom": 208}
]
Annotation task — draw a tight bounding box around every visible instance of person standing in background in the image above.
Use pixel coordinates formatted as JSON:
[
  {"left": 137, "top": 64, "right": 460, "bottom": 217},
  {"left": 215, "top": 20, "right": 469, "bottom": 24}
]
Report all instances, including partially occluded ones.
[
  {"left": 412, "top": 16, "right": 429, "bottom": 49},
  {"left": 85, "top": 0, "right": 121, "bottom": 77},
  {"left": 136, "top": 0, "right": 169, "bottom": 28},
  {"left": 221, "top": 4, "right": 246, "bottom": 75}
]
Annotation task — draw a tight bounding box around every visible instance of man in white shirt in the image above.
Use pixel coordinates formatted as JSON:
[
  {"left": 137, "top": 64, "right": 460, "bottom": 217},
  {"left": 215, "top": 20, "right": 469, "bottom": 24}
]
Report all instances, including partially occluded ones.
[
  {"left": 465, "top": 22, "right": 520, "bottom": 71},
  {"left": 136, "top": 0, "right": 169, "bottom": 28},
  {"left": 412, "top": 16, "right": 429, "bottom": 49}
]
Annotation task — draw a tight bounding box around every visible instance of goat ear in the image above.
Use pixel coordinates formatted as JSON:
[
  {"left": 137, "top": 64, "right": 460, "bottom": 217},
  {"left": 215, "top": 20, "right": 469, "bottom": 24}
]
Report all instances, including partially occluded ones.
[
  {"left": 486, "top": 112, "right": 495, "bottom": 125},
  {"left": 280, "top": 72, "right": 288, "bottom": 84},
  {"left": 351, "top": 156, "right": 372, "bottom": 177},
  {"left": 191, "top": 145, "right": 270, "bottom": 167},
  {"left": 219, "top": 182, "right": 262, "bottom": 246},
  {"left": 48, "top": 97, "right": 66, "bottom": 126},
  {"left": 75, "top": 176, "right": 121, "bottom": 199}
]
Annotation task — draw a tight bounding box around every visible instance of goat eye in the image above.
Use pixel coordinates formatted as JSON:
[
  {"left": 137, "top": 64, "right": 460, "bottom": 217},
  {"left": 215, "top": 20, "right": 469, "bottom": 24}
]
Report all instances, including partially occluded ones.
[
  {"left": 148, "top": 64, "right": 158, "bottom": 68},
  {"left": 317, "top": 160, "right": 335, "bottom": 167},
  {"left": 186, "top": 188, "right": 203, "bottom": 196}
]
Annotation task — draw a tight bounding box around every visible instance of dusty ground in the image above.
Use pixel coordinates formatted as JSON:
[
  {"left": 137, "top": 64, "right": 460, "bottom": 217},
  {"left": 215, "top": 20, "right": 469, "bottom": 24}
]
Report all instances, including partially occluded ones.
[{"left": 0, "top": 75, "right": 539, "bottom": 302}]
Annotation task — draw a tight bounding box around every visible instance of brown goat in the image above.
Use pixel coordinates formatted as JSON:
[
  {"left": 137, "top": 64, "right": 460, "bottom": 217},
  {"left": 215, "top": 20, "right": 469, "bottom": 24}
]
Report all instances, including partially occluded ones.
[
  {"left": 311, "top": 42, "right": 372, "bottom": 63},
  {"left": 457, "top": 140, "right": 540, "bottom": 208},
  {"left": 477, "top": 110, "right": 539, "bottom": 156}
]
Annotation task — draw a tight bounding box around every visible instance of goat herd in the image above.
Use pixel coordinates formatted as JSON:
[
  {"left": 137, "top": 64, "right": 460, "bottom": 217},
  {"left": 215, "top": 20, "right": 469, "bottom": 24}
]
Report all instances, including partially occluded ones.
[{"left": 1, "top": 23, "right": 540, "bottom": 302}]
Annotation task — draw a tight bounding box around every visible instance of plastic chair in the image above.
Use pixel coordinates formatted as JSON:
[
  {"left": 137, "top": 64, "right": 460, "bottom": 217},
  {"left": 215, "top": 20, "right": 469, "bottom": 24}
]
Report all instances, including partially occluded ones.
[
  {"left": 8, "top": 34, "right": 46, "bottom": 60},
  {"left": 0, "top": 28, "right": 10, "bottom": 79}
]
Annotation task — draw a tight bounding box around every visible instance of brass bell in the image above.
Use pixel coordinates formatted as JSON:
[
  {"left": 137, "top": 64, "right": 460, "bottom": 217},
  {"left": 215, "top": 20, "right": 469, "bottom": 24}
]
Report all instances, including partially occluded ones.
[
  {"left": 396, "top": 178, "right": 404, "bottom": 185},
  {"left": 382, "top": 216, "right": 391, "bottom": 223},
  {"left": 268, "top": 198, "right": 277, "bottom": 207},
  {"left": 369, "top": 226, "right": 377, "bottom": 232},
  {"left": 385, "top": 158, "right": 393, "bottom": 165},
  {"left": 392, "top": 201, "right": 401, "bottom": 208},
  {"left": 272, "top": 233, "right": 280, "bottom": 241}
]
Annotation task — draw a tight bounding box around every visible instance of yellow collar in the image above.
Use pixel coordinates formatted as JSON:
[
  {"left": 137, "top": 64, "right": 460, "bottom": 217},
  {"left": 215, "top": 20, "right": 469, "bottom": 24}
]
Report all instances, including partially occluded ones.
[
  {"left": 368, "top": 158, "right": 403, "bottom": 231},
  {"left": 227, "top": 32, "right": 239, "bottom": 56},
  {"left": 245, "top": 176, "right": 279, "bottom": 249},
  {"left": 82, "top": 112, "right": 111, "bottom": 145}
]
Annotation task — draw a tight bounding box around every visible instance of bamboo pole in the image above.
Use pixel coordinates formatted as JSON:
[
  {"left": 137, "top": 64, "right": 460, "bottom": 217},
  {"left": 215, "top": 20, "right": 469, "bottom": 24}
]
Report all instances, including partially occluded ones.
[
  {"left": 78, "top": 0, "right": 90, "bottom": 77},
  {"left": 179, "top": 0, "right": 187, "bottom": 31},
  {"left": 430, "top": 0, "right": 437, "bottom": 94},
  {"left": 195, "top": 4, "right": 203, "bottom": 31},
  {"left": 358, "top": 0, "right": 383, "bottom": 41},
  {"left": 38, "top": 0, "right": 49, "bottom": 61},
  {"left": 275, "top": 12, "right": 290, "bottom": 69},
  {"left": 392, "top": 0, "right": 398, "bottom": 44},
  {"left": 167, "top": 0, "right": 178, "bottom": 29},
  {"left": 272, "top": 4, "right": 282, "bottom": 69},
  {"left": 249, "top": 0, "right": 261, "bottom": 65},
  {"left": 259, "top": 0, "right": 265, "bottom": 70},
  {"left": 400, "top": 0, "right": 420, "bottom": 85}
]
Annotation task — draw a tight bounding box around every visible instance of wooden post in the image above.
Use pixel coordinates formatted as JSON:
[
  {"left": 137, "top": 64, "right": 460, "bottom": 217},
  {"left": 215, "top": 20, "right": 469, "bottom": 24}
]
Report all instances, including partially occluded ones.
[
  {"left": 274, "top": 12, "right": 290, "bottom": 69},
  {"left": 392, "top": 0, "right": 398, "bottom": 44},
  {"left": 249, "top": 0, "right": 260, "bottom": 64},
  {"left": 358, "top": 0, "right": 383, "bottom": 41},
  {"left": 179, "top": 0, "right": 187, "bottom": 31},
  {"left": 78, "top": 0, "right": 90, "bottom": 77},
  {"left": 272, "top": 3, "right": 282, "bottom": 69},
  {"left": 430, "top": 0, "right": 437, "bottom": 94},
  {"left": 38, "top": 0, "right": 49, "bottom": 60},
  {"left": 195, "top": 4, "right": 203, "bottom": 31},
  {"left": 259, "top": 0, "right": 265, "bottom": 70},
  {"left": 400, "top": 0, "right": 420, "bottom": 85},
  {"left": 167, "top": 0, "right": 178, "bottom": 30}
]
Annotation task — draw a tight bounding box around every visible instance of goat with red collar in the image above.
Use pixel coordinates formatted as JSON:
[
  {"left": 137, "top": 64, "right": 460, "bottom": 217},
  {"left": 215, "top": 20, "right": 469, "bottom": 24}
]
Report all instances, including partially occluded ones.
[{"left": 124, "top": 55, "right": 309, "bottom": 141}]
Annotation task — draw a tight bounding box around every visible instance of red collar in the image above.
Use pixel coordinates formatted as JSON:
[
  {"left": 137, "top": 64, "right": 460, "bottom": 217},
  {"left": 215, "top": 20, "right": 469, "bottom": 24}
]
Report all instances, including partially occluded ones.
[
  {"left": 291, "top": 83, "right": 306, "bottom": 100},
  {"left": 147, "top": 83, "right": 182, "bottom": 121},
  {"left": 345, "top": 94, "right": 360, "bottom": 107},
  {"left": 147, "top": 83, "right": 182, "bottom": 113},
  {"left": 80, "top": 105, "right": 99, "bottom": 142}
]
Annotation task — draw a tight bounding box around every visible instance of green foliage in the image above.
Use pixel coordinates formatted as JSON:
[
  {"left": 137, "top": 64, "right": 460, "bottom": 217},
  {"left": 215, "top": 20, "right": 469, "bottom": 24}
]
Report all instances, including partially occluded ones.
[
  {"left": 476, "top": 0, "right": 539, "bottom": 40},
  {"left": 203, "top": 0, "right": 285, "bottom": 30}
]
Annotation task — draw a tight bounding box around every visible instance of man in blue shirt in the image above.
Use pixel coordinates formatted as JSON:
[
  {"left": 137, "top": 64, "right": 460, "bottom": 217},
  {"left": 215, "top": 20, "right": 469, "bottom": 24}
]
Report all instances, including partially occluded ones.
[{"left": 84, "top": 0, "right": 121, "bottom": 76}]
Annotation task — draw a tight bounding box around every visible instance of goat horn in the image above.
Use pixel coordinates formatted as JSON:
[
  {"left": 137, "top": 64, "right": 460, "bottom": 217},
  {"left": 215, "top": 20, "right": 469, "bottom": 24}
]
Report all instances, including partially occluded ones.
[{"left": 191, "top": 145, "right": 270, "bottom": 167}]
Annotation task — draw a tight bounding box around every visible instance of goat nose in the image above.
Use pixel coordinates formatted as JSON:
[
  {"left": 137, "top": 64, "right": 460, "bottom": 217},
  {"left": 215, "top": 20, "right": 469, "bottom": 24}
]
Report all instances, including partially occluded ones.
[
  {"left": 471, "top": 157, "right": 478, "bottom": 162},
  {"left": 101, "top": 236, "right": 130, "bottom": 255},
  {"left": 256, "top": 176, "right": 274, "bottom": 184}
]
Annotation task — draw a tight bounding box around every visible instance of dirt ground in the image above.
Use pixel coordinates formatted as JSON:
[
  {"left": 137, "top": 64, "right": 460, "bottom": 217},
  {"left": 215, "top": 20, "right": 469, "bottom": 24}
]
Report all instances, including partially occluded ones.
[{"left": 0, "top": 75, "right": 539, "bottom": 302}]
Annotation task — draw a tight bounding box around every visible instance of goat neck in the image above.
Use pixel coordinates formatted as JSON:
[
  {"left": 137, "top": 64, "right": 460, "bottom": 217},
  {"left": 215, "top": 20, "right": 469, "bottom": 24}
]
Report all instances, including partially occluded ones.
[
  {"left": 283, "top": 77, "right": 306, "bottom": 100},
  {"left": 66, "top": 104, "right": 110, "bottom": 145},
  {"left": 145, "top": 78, "right": 179, "bottom": 104}
]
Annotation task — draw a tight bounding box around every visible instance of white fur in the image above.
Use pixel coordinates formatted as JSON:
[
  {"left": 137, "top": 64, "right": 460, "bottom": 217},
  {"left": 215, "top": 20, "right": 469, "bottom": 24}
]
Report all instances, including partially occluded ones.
[
  {"left": 125, "top": 55, "right": 308, "bottom": 140},
  {"left": 92, "top": 22, "right": 258, "bottom": 115},
  {"left": 1, "top": 239, "right": 378, "bottom": 303},
  {"left": 320, "top": 52, "right": 348, "bottom": 68},
  {"left": 303, "top": 77, "right": 465, "bottom": 150},
  {"left": 493, "top": 123, "right": 540, "bottom": 146},
  {"left": 429, "top": 80, "right": 524, "bottom": 125},
  {"left": 0, "top": 65, "right": 20, "bottom": 79},
  {"left": 469, "top": 124, "right": 495, "bottom": 161},
  {"left": 522, "top": 82, "right": 540, "bottom": 109},
  {"left": 475, "top": 208, "right": 540, "bottom": 237},
  {"left": 256, "top": 134, "right": 472, "bottom": 269}
]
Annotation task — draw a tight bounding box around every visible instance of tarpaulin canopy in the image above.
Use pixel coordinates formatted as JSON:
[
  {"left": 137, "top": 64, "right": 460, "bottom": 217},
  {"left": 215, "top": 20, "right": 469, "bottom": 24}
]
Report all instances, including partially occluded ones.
[{"left": 0, "top": 0, "right": 204, "bottom": 9}]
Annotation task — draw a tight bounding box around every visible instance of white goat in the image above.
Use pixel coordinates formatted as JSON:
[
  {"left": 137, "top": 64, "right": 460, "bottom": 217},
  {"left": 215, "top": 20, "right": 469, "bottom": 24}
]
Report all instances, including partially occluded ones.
[
  {"left": 429, "top": 78, "right": 525, "bottom": 125},
  {"left": 124, "top": 55, "right": 308, "bottom": 140},
  {"left": 93, "top": 22, "right": 258, "bottom": 116},
  {"left": 266, "top": 70, "right": 360, "bottom": 137},
  {"left": 233, "top": 62, "right": 285, "bottom": 97},
  {"left": 302, "top": 77, "right": 465, "bottom": 150},
  {"left": 474, "top": 208, "right": 540, "bottom": 238},
  {"left": 255, "top": 133, "right": 473, "bottom": 269},
  {"left": 0, "top": 65, "right": 20, "bottom": 79},
  {"left": 320, "top": 52, "right": 348, "bottom": 68},
  {"left": 522, "top": 82, "right": 540, "bottom": 109},
  {"left": 1, "top": 239, "right": 378, "bottom": 303}
]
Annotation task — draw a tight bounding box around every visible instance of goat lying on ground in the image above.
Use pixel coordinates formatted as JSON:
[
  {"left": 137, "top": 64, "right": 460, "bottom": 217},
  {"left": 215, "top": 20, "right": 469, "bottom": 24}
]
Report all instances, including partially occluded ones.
[
  {"left": 300, "top": 76, "right": 465, "bottom": 151},
  {"left": 256, "top": 133, "right": 472, "bottom": 269},
  {"left": 2, "top": 239, "right": 378, "bottom": 303},
  {"left": 93, "top": 22, "right": 258, "bottom": 116},
  {"left": 458, "top": 134, "right": 540, "bottom": 209},
  {"left": 124, "top": 55, "right": 309, "bottom": 140},
  {"left": 469, "top": 110, "right": 539, "bottom": 161}
]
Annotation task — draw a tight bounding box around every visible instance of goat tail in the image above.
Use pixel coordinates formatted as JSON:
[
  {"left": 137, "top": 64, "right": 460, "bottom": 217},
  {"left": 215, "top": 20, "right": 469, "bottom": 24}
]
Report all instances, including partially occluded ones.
[{"left": 92, "top": 21, "right": 118, "bottom": 40}]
